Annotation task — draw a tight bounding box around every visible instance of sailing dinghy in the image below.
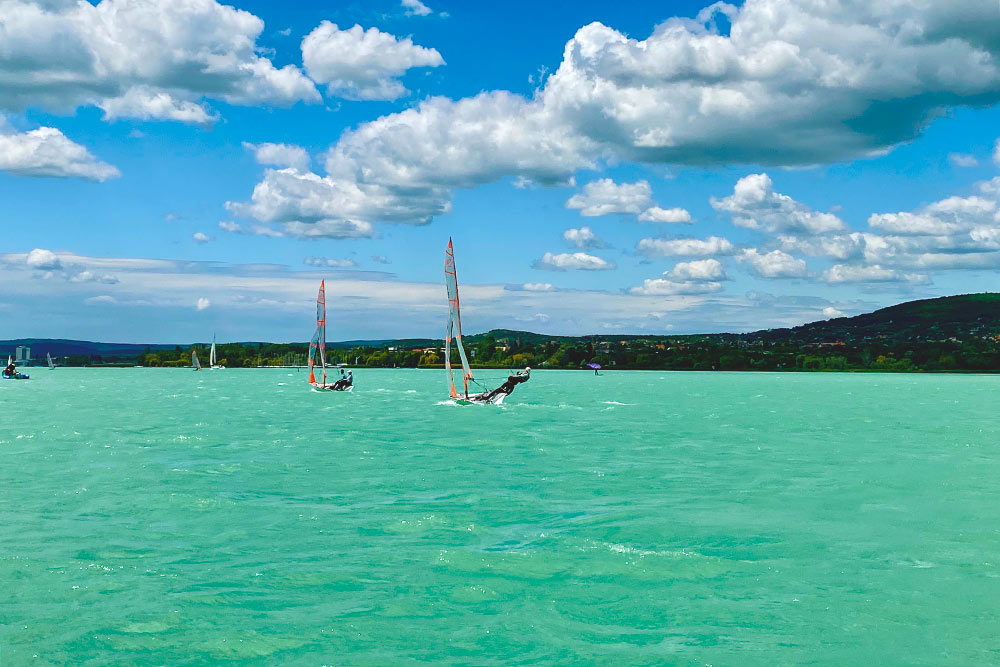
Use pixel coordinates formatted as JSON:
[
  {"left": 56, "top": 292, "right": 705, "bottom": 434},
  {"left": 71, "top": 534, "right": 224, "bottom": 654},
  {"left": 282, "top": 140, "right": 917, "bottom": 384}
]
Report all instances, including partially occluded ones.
[
  {"left": 309, "top": 280, "right": 352, "bottom": 392},
  {"left": 192, "top": 350, "right": 202, "bottom": 371},
  {"left": 444, "top": 238, "right": 526, "bottom": 405},
  {"left": 47, "top": 353, "right": 55, "bottom": 370},
  {"left": 209, "top": 336, "right": 225, "bottom": 369},
  {"left": 3, "top": 354, "right": 29, "bottom": 380}
]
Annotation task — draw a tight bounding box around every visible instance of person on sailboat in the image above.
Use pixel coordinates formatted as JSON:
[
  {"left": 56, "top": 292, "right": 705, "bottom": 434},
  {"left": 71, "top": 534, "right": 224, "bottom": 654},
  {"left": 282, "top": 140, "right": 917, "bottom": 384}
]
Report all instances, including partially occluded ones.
[
  {"left": 476, "top": 367, "right": 530, "bottom": 402},
  {"left": 332, "top": 369, "right": 352, "bottom": 390},
  {"left": 3, "top": 360, "right": 16, "bottom": 378}
]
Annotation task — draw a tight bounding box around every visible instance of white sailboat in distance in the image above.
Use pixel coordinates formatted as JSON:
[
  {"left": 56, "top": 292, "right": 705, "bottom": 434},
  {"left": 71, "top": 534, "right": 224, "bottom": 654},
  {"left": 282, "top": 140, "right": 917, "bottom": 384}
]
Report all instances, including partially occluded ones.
[
  {"left": 192, "top": 350, "right": 202, "bottom": 371},
  {"left": 209, "top": 335, "right": 224, "bottom": 369},
  {"left": 47, "top": 352, "right": 55, "bottom": 370}
]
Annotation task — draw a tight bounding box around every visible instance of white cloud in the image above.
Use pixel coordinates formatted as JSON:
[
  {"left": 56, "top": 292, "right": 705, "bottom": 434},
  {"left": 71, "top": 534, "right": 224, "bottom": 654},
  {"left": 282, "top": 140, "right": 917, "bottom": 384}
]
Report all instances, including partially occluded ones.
[
  {"left": 563, "top": 226, "right": 607, "bottom": 249},
  {"left": 235, "top": 2, "right": 1000, "bottom": 240},
  {"left": 371, "top": 255, "right": 390, "bottom": 264},
  {"left": 630, "top": 258, "right": 728, "bottom": 295},
  {"left": 70, "top": 271, "right": 119, "bottom": 284},
  {"left": 948, "top": 153, "right": 978, "bottom": 168},
  {"left": 994, "top": 139, "right": 1000, "bottom": 167},
  {"left": 522, "top": 282, "right": 555, "bottom": 292},
  {"left": 638, "top": 207, "right": 692, "bottom": 223},
  {"left": 196, "top": 297, "right": 211, "bottom": 311},
  {"left": 0, "top": 0, "right": 319, "bottom": 123},
  {"left": 822, "top": 264, "right": 927, "bottom": 285},
  {"left": 566, "top": 179, "right": 652, "bottom": 216},
  {"left": 301, "top": 22, "right": 444, "bottom": 101},
  {"left": 711, "top": 173, "right": 845, "bottom": 234},
  {"left": 401, "top": 0, "right": 432, "bottom": 17},
  {"left": 304, "top": 256, "right": 358, "bottom": 268},
  {"left": 26, "top": 248, "right": 62, "bottom": 270},
  {"left": 637, "top": 235, "right": 737, "bottom": 258},
  {"left": 777, "top": 234, "right": 866, "bottom": 261},
  {"left": 193, "top": 232, "right": 212, "bottom": 244},
  {"left": 738, "top": 248, "right": 808, "bottom": 279},
  {"left": 243, "top": 142, "right": 309, "bottom": 171},
  {"left": 532, "top": 252, "right": 616, "bottom": 271},
  {"left": 0, "top": 126, "right": 119, "bottom": 181},
  {"left": 218, "top": 221, "right": 246, "bottom": 234},
  {"left": 822, "top": 306, "right": 845, "bottom": 319},
  {"left": 667, "top": 258, "right": 727, "bottom": 282}
]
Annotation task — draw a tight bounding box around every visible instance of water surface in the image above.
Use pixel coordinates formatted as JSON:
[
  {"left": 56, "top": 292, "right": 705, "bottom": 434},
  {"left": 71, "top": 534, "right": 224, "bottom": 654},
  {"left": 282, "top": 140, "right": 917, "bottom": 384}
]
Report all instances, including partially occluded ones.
[{"left": 2, "top": 369, "right": 998, "bottom": 665}]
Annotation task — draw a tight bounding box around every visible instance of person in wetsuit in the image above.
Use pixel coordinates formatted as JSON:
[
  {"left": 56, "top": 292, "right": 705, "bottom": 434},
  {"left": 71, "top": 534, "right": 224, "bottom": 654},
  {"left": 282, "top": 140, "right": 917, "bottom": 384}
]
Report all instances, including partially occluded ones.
[
  {"left": 3, "top": 361, "right": 16, "bottom": 378},
  {"left": 332, "top": 369, "right": 352, "bottom": 390},
  {"left": 476, "top": 367, "right": 530, "bottom": 402}
]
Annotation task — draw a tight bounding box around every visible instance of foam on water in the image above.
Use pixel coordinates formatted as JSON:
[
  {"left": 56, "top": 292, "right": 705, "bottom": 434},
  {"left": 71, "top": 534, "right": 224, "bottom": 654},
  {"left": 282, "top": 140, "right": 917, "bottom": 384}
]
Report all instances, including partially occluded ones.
[{"left": 2, "top": 368, "right": 999, "bottom": 664}]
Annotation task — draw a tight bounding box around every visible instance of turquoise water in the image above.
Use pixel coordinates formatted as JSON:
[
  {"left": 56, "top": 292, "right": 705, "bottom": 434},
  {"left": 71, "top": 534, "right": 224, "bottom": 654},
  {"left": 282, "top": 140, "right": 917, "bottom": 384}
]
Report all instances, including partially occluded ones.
[{"left": 2, "top": 368, "right": 999, "bottom": 665}]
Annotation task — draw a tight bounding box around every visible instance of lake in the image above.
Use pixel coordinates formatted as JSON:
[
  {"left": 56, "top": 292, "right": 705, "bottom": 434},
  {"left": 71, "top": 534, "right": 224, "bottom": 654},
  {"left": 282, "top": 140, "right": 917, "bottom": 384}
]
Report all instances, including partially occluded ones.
[{"left": 2, "top": 368, "right": 998, "bottom": 665}]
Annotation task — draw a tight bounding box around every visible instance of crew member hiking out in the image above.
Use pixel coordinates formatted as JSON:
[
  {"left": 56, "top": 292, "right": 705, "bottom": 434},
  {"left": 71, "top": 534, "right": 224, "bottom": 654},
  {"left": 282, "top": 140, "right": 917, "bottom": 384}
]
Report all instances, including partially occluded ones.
[{"left": 476, "top": 367, "right": 530, "bottom": 403}]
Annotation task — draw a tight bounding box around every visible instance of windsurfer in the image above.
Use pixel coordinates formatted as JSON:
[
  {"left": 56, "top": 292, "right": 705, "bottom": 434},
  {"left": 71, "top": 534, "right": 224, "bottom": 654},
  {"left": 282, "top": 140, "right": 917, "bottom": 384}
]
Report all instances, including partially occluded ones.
[{"left": 476, "top": 367, "right": 530, "bottom": 402}]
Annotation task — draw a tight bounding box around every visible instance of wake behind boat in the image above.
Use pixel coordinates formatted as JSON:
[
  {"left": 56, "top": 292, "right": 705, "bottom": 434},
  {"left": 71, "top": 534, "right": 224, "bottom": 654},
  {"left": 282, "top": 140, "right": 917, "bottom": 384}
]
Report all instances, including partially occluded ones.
[
  {"left": 308, "top": 280, "right": 353, "bottom": 392},
  {"left": 444, "top": 238, "right": 528, "bottom": 405}
]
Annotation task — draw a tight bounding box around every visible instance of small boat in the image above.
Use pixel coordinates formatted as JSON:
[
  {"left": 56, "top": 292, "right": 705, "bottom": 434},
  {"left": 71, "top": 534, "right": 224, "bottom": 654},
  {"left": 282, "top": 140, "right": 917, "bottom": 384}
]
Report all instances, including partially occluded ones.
[
  {"left": 209, "top": 336, "right": 225, "bottom": 370},
  {"left": 192, "top": 350, "right": 202, "bottom": 371},
  {"left": 444, "top": 238, "right": 526, "bottom": 405},
  {"left": 308, "top": 280, "right": 352, "bottom": 392},
  {"left": 2, "top": 355, "right": 29, "bottom": 380},
  {"left": 47, "top": 352, "right": 55, "bottom": 370}
]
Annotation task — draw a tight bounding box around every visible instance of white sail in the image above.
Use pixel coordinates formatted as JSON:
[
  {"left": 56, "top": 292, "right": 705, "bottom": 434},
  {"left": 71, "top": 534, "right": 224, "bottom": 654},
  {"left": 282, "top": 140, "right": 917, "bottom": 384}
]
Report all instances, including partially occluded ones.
[
  {"left": 444, "top": 238, "right": 473, "bottom": 399},
  {"left": 210, "top": 338, "right": 217, "bottom": 367},
  {"left": 47, "top": 352, "right": 54, "bottom": 369},
  {"left": 192, "top": 350, "right": 202, "bottom": 370}
]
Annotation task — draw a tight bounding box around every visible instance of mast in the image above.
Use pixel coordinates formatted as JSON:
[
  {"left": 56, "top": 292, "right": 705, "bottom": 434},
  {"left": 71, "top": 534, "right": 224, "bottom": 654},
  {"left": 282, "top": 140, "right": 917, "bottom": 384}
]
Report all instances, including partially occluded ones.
[
  {"left": 309, "top": 280, "right": 327, "bottom": 386},
  {"left": 444, "top": 238, "right": 473, "bottom": 398}
]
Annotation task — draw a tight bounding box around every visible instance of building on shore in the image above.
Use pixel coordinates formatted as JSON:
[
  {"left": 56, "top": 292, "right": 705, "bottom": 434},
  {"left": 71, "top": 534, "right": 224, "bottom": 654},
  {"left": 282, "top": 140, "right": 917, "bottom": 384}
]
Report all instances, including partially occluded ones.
[{"left": 15, "top": 346, "right": 30, "bottom": 364}]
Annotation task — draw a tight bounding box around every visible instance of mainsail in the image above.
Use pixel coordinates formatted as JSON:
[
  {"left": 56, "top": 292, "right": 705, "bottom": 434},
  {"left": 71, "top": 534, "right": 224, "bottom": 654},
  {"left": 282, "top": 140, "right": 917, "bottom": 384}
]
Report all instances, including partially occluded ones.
[
  {"left": 210, "top": 337, "right": 217, "bottom": 367},
  {"left": 308, "top": 280, "right": 327, "bottom": 387},
  {"left": 192, "top": 350, "right": 201, "bottom": 371},
  {"left": 444, "top": 238, "right": 473, "bottom": 398},
  {"left": 47, "top": 352, "right": 54, "bottom": 369}
]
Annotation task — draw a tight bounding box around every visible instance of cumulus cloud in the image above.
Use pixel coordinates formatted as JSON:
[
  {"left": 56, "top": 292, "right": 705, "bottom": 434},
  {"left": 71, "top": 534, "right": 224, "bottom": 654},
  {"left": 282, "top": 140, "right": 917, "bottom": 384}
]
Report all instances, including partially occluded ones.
[
  {"left": 532, "top": 252, "right": 616, "bottom": 271},
  {"left": 630, "top": 258, "right": 729, "bottom": 295},
  {"left": 563, "top": 226, "right": 607, "bottom": 249},
  {"left": 218, "top": 221, "right": 246, "bottom": 234},
  {"left": 667, "top": 258, "right": 728, "bottom": 282},
  {"left": 738, "top": 248, "right": 808, "bottom": 279},
  {"left": 69, "top": 271, "right": 119, "bottom": 284},
  {"left": 26, "top": 248, "right": 62, "bottom": 270},
  {"left": 637, "top": 235, "right": 737, "bottom": 258},
  {"left": 243, "top": 142, "right": 309, "bottom": 171},
  {"left": 0, "top": 0, "right": 319, "bottom": 123},
  {"left": 84, "top": 295, "right": 118, "bottom": 306},
  {"left": 521, "top": 282, "right": 556, "bottom": 292},
  {"left": 566, "top": 179, "right": 652, "bottom": 216},
  {"left": 712, "top": 173, "right": 845, "bottom": 234},
  {"left": 196, "top": 297, "right": 211, "bottom": 311},
  {"left": 0, "top": 126, "right": 119, "bottom": 181},
  {"left": 401, "top": 0, "right": 432, "bottom": 17},
  {"left": 948, "top": 153, "right": 978, "bottom": 168},
  {"left": 822, "top": 264, "right": 927, "bottom": 285},
  {"left": 304, "top": 256, "right": 358, "bottom": 268},
  {"left": 638, "top": 207, "right": 692, "bottom": 223},
  {"left": 822, "top": 306, "right": 845, "bottom": 318},
  {"left": 233, "top": 1, "right": 1000, "bottom": 240},
  {"left": 192, "top": 232, "right": 212, "bottom": 244},
  {"left": 302, "top": 22, "right": 444, "bottom": 101}
]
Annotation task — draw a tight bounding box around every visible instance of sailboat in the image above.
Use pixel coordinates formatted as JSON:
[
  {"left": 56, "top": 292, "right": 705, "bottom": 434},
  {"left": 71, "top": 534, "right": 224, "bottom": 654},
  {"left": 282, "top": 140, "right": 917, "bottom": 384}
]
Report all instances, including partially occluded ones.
[
  {"left": 444, "top": 238, "right": 521, "bottom": 405},
  {"left": 47, "top": 352, "right": 55, "bottom": 370},
  {"left": 2, "top": 354, "right": 29, "bottom": 380},
  {"left": 209, "top": 336, "right": 225, "bottom": 370},
  {"left": 309, "top": 280, "right": 352, "bottom": 392},
  {"left": 192, "top": 350, "right": 202, "bottom": 371}
]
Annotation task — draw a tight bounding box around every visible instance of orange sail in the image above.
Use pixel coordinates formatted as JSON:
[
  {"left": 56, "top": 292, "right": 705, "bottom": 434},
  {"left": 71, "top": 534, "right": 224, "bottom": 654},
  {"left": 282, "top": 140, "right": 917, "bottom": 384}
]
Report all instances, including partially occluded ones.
[{"left": 308, "top": 280, "right": 327, "bottom": 387}]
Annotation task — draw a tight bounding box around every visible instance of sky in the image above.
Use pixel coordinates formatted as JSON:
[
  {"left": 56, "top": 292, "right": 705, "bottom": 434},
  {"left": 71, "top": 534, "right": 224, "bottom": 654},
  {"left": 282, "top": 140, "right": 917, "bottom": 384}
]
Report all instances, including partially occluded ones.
[{"left": 2, "top": 0, "right": 1000, "bottom": 343}]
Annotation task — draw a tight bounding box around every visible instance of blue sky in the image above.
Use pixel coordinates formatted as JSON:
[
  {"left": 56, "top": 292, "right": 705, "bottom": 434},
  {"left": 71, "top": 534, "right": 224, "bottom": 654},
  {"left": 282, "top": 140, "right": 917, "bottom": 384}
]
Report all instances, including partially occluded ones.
[{"left": 2, "top": 0, "right": 1000, "bottom": 342}]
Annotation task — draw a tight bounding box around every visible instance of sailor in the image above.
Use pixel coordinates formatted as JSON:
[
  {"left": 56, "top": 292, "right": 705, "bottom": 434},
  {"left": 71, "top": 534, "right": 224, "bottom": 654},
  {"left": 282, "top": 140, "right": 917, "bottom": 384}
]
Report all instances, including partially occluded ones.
[
  {"left": 3, "top": 360, "right": 16, "bottom": 378},
  {"left": 333, "top": 369, "right": 351, "bottom": 390},
  {"left": 345, "top": 370, "right": 353, "bottom": 387},
  {"left": 477, "top": 367, "right": 530, "bottom": 402}
]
